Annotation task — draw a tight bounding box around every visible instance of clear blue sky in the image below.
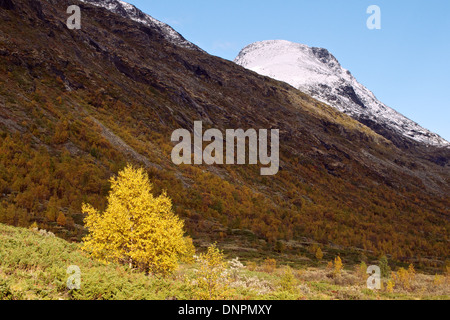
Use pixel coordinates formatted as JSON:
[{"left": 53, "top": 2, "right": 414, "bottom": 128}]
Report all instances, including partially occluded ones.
[{"left": 126, "top": 0, "right": 450, "bottom": 141}]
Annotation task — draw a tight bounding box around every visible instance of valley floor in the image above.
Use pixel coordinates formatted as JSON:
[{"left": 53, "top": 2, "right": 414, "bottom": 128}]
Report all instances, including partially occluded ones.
[{"left": 0, "top": 224, "right": 448, "bottom": 300}]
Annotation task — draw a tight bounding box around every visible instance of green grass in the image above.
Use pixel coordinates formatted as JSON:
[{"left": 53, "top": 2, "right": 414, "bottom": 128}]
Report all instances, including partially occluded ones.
[
  {"left": 0, "top": 223, "right": 190, "bottom": 300},
  {"left": 0, "top": 223, "right": 448, "bottom": 300}
]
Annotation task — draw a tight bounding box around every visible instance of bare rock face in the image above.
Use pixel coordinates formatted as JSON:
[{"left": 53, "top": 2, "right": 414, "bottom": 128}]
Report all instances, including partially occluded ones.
[
  {"left": 0, "top": 0, "right": 15, "bottom": 10},
  {"left": 79, "top": 0, "right": 202, "bottom": 51}
]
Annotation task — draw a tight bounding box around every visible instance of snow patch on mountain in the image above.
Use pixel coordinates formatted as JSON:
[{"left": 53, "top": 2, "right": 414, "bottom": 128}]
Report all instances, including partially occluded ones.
[
  {"left": 235, "top": 40, "right": 449, "bottom": 147},
  {"left": 79, "top": 0, "right": 201, "bottom": 51}
]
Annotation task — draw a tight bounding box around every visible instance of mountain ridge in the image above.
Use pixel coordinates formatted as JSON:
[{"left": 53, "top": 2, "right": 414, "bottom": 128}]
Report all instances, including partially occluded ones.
[
  {"left": 234, "top": 40, "right": 449, "bottom": 148},
  {"left": 79, "top": 0, "right": 202, "bottom": 51}
]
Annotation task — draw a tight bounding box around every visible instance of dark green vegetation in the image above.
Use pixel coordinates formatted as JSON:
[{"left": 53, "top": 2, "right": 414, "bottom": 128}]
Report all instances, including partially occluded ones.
[
  {"left": 0, "top": 223, "right": 190, "bottom": 300},
  {"left": 0, "top": 0, "right": 449, "bottom": 275}
]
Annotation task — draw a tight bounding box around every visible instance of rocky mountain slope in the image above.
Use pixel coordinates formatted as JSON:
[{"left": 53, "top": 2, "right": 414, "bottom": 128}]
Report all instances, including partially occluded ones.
[
  {"left": 79, "top": 0, "right": 201, "bottom": 51},
  {"left": 235, "top": 40, "right": 449, "bottom": 149},
  {"left": 0, "top": 0, "right": 448, "bottom": 264}
]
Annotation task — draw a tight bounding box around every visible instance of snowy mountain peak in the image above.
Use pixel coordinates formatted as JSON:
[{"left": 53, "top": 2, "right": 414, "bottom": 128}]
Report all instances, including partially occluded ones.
[
  {"left": 235, "top": 40, "right": 449, "bottom": 148},
  {"left": 79, "top": 0, "right": 201, "bottom": 51}
]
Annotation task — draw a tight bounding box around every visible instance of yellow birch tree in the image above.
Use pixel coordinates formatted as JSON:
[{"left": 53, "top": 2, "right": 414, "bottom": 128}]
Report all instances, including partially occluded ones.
[{"left": 82, "top": 164, "right": 194, "bottom": 275}]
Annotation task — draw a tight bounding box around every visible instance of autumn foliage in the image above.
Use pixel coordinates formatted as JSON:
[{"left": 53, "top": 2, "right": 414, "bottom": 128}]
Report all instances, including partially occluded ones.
[
  {"left": 192, "top": 244, "right": 231, "bottom": 300},
  {"left": 82, "top": 164, "right": 194, "bottom": 275},
  {"left": 0, "top": 10, "right": 449, "bottom": 269}
]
